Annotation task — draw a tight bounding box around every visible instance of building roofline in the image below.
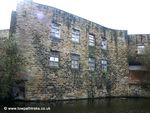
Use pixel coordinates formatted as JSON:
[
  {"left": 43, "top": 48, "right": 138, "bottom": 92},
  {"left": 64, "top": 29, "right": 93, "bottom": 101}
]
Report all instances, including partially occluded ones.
[
  {"left": 0, "top": 29, "right": 9, "bottom": 31},
  {"left": 33, "top": 1, "right": 127, "bottom": 32},
  {"left": 128, "top": 33, "right": 150, "bottom": 36}
]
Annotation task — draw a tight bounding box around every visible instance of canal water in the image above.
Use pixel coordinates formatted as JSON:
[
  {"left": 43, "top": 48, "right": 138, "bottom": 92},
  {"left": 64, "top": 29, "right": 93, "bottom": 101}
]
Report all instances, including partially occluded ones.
[{"left": 1, "top": 98, "right": 150, "bottom": 113}]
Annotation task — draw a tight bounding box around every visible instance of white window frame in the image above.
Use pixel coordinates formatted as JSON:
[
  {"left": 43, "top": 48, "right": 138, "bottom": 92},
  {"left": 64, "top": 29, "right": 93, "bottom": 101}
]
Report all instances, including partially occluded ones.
[
  {"left": 89, "top": 34, "right": 95, "bottom": 46},
  {"left": 89, "top": 57, "right": 96, "bottom": 71},
  {"left": 137, "top": 45, "right": 145, "bottom": 54},
  {"left": 71, "top": 54, "right": 80, "bottom": 69},
  {"left": 72, "top": 28, "right": 80, "bottom": 43},
  {"left": 51, "top": 23, "right": 60, "bottom": 39},
  {"left": 50, "top": 51, "right": 59, "bottom": 67},
  {"left": 101, "top": 60, "right": 108, "bottom": 72}
]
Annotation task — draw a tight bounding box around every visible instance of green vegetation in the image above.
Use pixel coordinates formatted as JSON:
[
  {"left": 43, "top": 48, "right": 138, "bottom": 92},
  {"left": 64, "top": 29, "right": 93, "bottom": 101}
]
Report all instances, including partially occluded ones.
[
  {"left": 0, "top": 35, "right": 22, "bottom": 100},
  {"left": 89, "top": 46, "right": 96, "bottom": 57},
  {"left": 102, "top": 71, "right": 112, "bottom": 95}
]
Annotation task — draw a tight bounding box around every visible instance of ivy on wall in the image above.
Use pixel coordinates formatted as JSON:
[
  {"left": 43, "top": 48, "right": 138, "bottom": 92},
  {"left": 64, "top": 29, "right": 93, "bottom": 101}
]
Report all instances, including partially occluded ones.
[
  {"left": 102, "top": 71, "right": 112, "bottom": 96},
  {"left": 0, "top": 35, "right": 24, "bottom": 100},
  {"left": 89, "top": 46, "right": 96, "bottom": 57}
]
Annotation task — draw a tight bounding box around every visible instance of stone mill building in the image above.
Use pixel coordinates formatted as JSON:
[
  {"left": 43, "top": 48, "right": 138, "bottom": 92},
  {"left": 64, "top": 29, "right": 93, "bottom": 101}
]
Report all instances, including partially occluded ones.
[{"left": 1, "top": 0, "right": 150, "bottom": 100}]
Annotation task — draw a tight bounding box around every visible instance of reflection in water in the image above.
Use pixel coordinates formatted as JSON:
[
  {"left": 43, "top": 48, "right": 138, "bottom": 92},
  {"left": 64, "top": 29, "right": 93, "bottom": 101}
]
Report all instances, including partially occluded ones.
[{"left": 1, "top": 98, "right": 150, "bottom": 113}]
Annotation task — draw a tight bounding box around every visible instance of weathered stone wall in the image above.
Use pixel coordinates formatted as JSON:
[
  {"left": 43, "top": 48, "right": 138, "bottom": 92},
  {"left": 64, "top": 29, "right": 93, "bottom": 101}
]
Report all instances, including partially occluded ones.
[{"left": 14, "top": 0, "right": 129, "bottom": 100}]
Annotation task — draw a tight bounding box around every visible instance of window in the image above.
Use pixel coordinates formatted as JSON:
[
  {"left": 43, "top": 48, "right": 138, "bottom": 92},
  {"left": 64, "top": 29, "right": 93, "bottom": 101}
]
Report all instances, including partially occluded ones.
[
  {"left": 89, "top": 58, "right": 96, "bottom": 71},
  {"left": 72, "top": 28, "right": 80, "bottom": 43},
  {"left": 49, "top": 51, "right": 59, "bottom": 67},
  {"left": 89, "top": 34, "right": 95, "bottom": 46},
  {"left": 71, "top": 54, "right": 80, "bottom": 69},
  {"left": 137, "top": 45, "right": 145, "bottom": 54},
  {"left": 101, "top": 39, "right": 107, "bottom": 50},
  {"left": 51, "top": 23, "right": 60, "bottom": 38},
  {"left": 101, "top": 60, "right": 107, "bottom": 71},
  {"left": 148, "top": 37, "right": 150, "bottom": 44}
]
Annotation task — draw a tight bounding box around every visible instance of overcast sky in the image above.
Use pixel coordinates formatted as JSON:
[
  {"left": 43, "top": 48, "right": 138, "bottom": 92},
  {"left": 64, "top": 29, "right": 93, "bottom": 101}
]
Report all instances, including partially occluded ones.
[{"left": 0, "top": 0, "right": 150, "bottom": 34}]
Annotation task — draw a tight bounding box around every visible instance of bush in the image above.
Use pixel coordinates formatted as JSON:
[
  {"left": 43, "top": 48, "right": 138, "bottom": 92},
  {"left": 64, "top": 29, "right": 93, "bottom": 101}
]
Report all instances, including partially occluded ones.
[{"left": 0, "top": 36, "right": 21, "bottom": 100}]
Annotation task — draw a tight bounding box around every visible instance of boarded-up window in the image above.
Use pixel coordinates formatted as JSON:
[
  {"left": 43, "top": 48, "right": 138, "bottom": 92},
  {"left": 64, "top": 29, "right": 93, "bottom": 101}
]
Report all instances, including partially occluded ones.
[{"left": 101, "top": 39, "right": 107, "bottom": 50}]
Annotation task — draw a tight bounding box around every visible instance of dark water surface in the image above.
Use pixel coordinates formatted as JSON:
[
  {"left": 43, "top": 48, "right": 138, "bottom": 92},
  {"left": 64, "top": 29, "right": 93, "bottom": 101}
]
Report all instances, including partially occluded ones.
[{"left": 1, "top": 98, "right": 150, "bottom": 113}]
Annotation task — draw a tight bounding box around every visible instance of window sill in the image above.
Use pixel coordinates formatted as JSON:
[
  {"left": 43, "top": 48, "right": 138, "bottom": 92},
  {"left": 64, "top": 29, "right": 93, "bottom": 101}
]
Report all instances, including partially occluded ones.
[
  {"left": 72, "top": 41, "right": 80, "bottom": 44},
  {"left": 50, "top": 36, "right": 63, "bottom": 42},
  {"left": 71, "top": 68, "right": 80, "bottom": 73},
  {"left": 49, "top": 66, "right": 59, "bottom": 69},
  {"left": 88, "top": 69, "right": 96, "bottom": 72}
]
